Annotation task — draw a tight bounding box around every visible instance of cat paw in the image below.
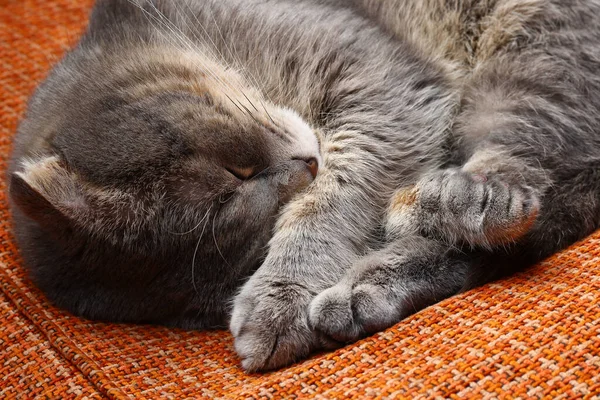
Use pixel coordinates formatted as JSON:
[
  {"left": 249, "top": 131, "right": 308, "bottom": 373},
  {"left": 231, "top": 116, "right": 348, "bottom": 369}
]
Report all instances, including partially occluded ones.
[
  {"left": 389, "top": 169, "right": 540, "bottom": 247},
  {"left": 230, "top": 276, "right": 318, "bottom": 372},
  {"left": 309, "top": 237, "right": 468, "bottom": 343},
  {"left": 308, "top": 280, "right": 401, "bottom": 343},
  {"left": 308, "top": 251, "right": 417, "bottom": 343}
]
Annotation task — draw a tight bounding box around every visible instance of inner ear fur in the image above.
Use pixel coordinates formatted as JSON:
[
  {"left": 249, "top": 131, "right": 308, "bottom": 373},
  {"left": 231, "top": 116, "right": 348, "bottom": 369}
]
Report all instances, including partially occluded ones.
[{"left": 9, "top": 156, "right": 88, "bottom": 228}]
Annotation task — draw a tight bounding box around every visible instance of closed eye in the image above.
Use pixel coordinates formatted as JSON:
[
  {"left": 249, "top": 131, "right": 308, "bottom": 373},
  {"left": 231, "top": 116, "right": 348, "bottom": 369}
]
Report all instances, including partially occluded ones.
[{"left": 226, "top": 166, "right": 256, "bottom": 180}]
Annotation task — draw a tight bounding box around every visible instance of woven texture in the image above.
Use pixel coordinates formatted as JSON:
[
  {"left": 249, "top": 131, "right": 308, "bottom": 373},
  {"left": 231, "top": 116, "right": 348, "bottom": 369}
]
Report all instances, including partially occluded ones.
[{"left": 1, "top": 1, "right": 600, "bottom": 398}]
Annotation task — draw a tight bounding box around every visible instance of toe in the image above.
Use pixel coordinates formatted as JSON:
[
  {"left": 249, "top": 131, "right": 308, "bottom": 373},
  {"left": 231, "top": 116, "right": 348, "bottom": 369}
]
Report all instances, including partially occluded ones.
[
  {"left": 351, "top": 284, "right": 400, "bottom": 334},
  {"left": 309, "top": 286, "right": 361, "bottom": 343}
]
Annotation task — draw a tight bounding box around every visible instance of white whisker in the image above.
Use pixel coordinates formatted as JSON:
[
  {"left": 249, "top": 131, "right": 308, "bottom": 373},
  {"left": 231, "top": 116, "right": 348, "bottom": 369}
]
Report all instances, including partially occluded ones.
[
  {"left": 212, "top": 208, "right": 231, "bottom": 268},
  {"left": 190, "top": 205, "right": 213, "bottom": 295}
]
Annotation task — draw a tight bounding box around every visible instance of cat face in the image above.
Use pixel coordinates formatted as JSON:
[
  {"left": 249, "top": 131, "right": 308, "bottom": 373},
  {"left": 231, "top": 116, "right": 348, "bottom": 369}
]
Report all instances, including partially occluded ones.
[{"left": 9, "top": 42, "right": 321, "bottom": 325}]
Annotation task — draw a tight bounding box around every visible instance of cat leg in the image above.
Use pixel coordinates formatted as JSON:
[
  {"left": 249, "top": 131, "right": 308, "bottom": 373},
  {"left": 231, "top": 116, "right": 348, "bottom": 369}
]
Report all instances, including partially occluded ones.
[
  {"left": 313, "top": 0, "right": 600, "bottom": 346},
  {"left": 309, "top": 235, "right": 469, "bottom": 342},
  {"left": 228, "top": 10, "right": 457, "bottom": 370},
  {"left": 310, "top": 56, "right": 600, "bottom": 342},
  {"left": 308, "top": 147, "right": 599, "bottom": 341},
  {"left": 307, "top": 156, "right": 546, "bottom": 341},
  {"left": 386, "top": 35, "right": 600, "bottom": 251},
  {"left": 229, "top": 166, "right": 380, "bottom": 371}
]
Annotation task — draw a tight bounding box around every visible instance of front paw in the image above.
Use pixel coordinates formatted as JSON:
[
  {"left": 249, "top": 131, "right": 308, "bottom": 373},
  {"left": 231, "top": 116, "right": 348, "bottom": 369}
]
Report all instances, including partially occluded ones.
[
  {"left": 308, "top": 278, "right": 402, "bottom": 344},
  {"left": 230, "top": 276, "right": 318, "bottom": 372},
  {"left": 308, "top": 239, "right": 466, "bottom": 344},
  {"left": 308, "top": 252, "right": 410, "bottom": 344}
]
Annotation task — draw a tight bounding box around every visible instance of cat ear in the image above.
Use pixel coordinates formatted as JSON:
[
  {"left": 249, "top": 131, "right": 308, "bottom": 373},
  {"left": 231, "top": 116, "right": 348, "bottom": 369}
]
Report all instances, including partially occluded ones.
[{"left": 9, "top": 156, "right": 88, "bottom": 228}]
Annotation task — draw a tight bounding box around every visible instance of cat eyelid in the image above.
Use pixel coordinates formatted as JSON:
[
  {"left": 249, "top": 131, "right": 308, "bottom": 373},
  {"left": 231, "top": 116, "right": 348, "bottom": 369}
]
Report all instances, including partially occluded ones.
[{"left": 225, "top": 166, "right": 255, "bottom": 181}]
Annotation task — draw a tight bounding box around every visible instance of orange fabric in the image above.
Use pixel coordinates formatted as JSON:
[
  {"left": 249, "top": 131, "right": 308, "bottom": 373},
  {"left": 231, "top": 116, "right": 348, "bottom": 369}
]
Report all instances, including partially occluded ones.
[{"left": 1, "top": 1, "right": 600, "bottom": 398}]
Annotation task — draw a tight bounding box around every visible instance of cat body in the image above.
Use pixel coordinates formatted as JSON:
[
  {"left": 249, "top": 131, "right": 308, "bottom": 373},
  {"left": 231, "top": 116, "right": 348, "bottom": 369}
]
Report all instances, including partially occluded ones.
[{"left": 8, "top": 0, "right": 600, "bottom": 371}]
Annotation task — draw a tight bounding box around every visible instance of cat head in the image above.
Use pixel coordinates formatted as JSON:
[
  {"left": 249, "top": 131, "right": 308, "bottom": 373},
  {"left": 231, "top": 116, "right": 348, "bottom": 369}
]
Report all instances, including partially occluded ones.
[{"left": 8, "top": 0, "right": 321, "bottom": 327}]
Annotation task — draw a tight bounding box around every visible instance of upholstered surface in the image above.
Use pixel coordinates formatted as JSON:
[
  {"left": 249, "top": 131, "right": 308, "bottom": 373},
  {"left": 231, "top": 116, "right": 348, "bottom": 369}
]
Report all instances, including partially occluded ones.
[{"left": 1, "top": 1, "right": 599, "bottom": 398}]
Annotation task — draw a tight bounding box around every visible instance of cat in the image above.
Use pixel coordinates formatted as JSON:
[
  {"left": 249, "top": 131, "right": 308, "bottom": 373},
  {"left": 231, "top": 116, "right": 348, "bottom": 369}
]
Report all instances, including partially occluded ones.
[{"left": 8, "top": 0, "right": 600, "bottom": 372}]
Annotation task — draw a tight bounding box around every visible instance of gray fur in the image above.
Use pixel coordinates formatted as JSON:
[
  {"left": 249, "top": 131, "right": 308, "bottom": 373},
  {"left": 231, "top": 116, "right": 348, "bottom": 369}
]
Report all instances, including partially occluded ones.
[{"left": 7, "top": 0, "right": 600, "bottom": 372}]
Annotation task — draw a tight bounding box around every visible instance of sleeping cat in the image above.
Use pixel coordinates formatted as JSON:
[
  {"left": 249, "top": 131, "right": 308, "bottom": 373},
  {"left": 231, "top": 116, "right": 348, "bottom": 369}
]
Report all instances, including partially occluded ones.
[{"left": 8, "top": 0, "right": 600, "bottom": 372}]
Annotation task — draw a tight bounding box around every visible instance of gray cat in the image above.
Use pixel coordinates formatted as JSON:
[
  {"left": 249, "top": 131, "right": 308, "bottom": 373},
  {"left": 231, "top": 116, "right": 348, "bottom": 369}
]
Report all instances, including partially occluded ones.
[{"left": 8, "top": 0, "right": 600, "bottom": 372}]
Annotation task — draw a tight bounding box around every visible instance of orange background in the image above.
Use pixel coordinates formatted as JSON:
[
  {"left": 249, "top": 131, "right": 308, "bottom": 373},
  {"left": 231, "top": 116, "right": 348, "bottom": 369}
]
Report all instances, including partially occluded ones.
[{"left": 1, "top": 1, "right": 599, "bottom": 398}]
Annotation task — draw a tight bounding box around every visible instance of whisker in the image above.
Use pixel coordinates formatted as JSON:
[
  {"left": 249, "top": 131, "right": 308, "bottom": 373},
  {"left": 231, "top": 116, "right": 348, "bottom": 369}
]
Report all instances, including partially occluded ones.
[
  {"left": 190, "top": 205, "right": 213, "bottom": 296},
  {"left": 130, "top": 0, "right": 237, "bottom": 95},
  {"left": 242, "top": 91, "right": 260, "bottom": 113},
  {"left": 237, "top": 100, "right": 262, "bottom": 124},
  {"left": 211, "top": 210, "right": 231, "bottom": 268},
  {"left": 169, "top": 204, "right": 212, "bottom": 235},
  {"left": 128, "top": 0, "right": 275, "bottom": 129},
  {"left": 179, "top": 0, "right": 228, "bottom": 67},
  {"left": 260, "top": 99, "right": 277, "bottom": 124},
  {"left": 205, "top": 6, "right": 267, "bottom": 100},
  {"left": 224, "top": 93, "right": 247, "bottom": 114}
]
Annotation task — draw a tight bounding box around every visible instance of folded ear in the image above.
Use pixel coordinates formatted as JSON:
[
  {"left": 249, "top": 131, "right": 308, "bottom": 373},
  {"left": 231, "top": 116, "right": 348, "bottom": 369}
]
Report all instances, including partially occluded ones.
[{"left": 9, "top": 156, "right": 88, "bottom": 228}]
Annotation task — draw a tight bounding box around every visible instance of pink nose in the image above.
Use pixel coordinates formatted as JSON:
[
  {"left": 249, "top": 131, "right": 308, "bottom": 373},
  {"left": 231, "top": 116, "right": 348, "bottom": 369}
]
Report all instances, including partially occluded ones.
[{"left": 305, "top": 158, "right": 318, "bottom": 179}]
